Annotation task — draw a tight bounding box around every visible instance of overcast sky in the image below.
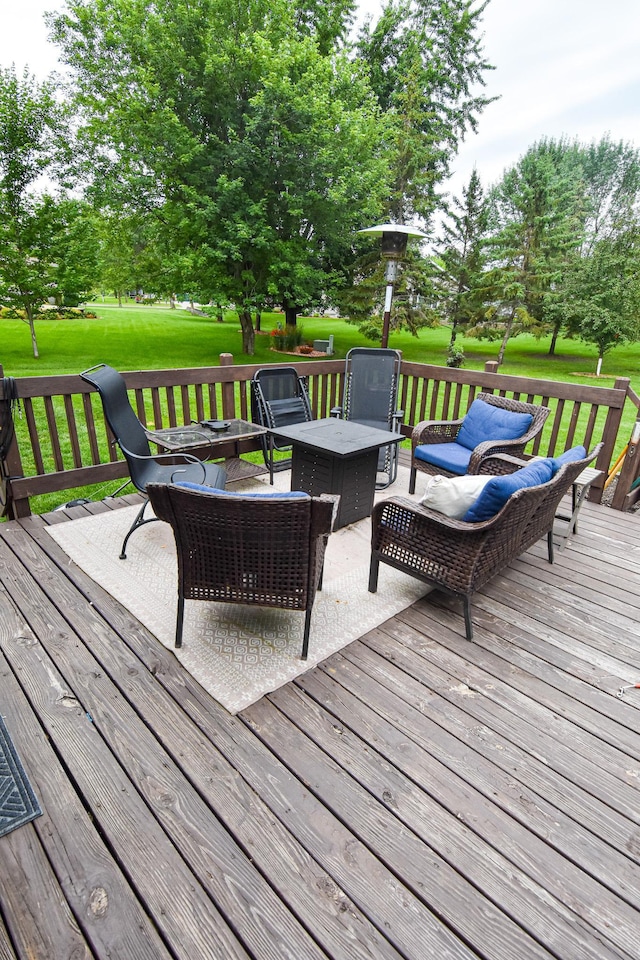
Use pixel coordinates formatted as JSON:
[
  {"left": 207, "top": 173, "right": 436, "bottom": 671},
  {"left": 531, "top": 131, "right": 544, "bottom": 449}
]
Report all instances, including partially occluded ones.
[{"left": 2, "top": 0, "right": 640, "bottom": 201}]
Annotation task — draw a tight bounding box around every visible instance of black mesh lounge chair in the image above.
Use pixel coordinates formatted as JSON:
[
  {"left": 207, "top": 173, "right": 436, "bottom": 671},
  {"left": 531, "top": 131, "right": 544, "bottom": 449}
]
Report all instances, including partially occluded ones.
[
  {"left": 146, "top": 481, "right": 336, "bottom": 659},
  {"left": 331, "top": 347, "right": 403, "bottom": 489},
  {"left": 81, "top": 364, "right": 226, "bottom": 558},
  {"left": 251, "top": 366, "right": 313, "bottom": 476}
]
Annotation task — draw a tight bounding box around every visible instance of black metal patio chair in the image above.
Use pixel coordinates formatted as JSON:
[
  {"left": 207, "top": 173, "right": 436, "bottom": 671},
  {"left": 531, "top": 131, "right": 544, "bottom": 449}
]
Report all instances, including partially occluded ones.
[
  {"left": 251, "top": 366, "right": 313, "bottom": 476},
  {"left": 81, "top": 363, "right": 226, "bottom": 558},
  {"left": 331, "top": 347, "right": 403, "bottom": 489}
]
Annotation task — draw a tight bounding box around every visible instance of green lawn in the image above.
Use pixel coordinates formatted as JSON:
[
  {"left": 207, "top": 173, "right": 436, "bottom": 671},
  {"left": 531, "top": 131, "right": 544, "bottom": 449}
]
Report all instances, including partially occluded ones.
[
  {"left": 3, "top": 300, "right": 639, "bottom": 393},
  {"left": 3, "top": 299, "right": 639, "bottom": 514}
]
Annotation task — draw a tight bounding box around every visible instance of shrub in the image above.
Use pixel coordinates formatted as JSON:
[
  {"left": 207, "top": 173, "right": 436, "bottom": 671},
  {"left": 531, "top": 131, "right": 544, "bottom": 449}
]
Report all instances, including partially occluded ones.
[
  {"left": 446, "top": 344, "right": 465, "bottom": 368},
  {"left": 270, "top": 324, "right": 305, "bottom": 351}
]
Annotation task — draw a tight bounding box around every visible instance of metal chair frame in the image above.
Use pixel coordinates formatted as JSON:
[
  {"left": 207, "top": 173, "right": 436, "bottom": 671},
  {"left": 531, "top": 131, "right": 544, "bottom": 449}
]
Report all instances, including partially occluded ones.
[
  {"left": 332, "top": 347, "right": 403, "bottom": 489},
  {"left": 81, "top": 364, "right": 226, "bottom": 558},
  {"left": 251, "top": 366, "right": 313, "bottom": 475}
]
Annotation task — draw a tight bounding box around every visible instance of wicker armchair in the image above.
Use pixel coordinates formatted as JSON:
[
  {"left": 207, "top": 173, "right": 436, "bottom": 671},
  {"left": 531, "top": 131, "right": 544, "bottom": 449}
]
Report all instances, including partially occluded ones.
[
  {"left": 409, "top": 393, "right": 550, "bottom": 494},
  {"left": 146, "top": 481, "right": 336, "bottom": 659},
  {"left": 370, "top": 445, "right": 600, "bottom": 639}
]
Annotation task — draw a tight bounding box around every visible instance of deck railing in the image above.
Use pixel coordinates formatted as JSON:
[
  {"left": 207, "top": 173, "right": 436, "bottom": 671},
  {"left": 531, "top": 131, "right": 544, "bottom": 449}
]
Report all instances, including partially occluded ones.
[{"left": 1, "top": 355, "right": 638, "bottom": 519}]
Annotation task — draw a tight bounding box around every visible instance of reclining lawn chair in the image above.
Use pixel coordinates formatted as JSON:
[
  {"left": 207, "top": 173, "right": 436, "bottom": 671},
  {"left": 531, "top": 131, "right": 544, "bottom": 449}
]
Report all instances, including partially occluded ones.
[
  {"left": 331, "top": 347, "right": 403, "bottom": 489},
  {"left": 81, "top": 363, "right": 226, "bottom": 558},
  {"left": 251, "top": 366, "right": 313, "bottom": 476}
]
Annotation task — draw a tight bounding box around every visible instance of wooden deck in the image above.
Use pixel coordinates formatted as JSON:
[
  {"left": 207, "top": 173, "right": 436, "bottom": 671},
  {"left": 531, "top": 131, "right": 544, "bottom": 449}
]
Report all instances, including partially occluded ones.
[{"left": 1, "top": 493, "right": 640, "bottom": 960}]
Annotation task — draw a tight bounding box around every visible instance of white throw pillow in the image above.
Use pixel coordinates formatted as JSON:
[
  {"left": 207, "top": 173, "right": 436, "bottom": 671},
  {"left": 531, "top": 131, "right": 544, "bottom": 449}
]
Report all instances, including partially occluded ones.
[{"left": 419, "top": 473, "right": 493, "bottom": 519}]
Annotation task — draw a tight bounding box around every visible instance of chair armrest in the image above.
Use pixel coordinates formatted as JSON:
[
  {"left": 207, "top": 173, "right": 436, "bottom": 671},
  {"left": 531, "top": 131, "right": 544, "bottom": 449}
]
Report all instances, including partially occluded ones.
[
  {"left": 119, "top": 445, "right": 208, "bottom": 482},
  {"left": 372, "top": 496, "right": 501, "bottom": 538},
  {"left": 411, "top": 419, "right": 462, "bottom": 447},
  {"left": 477, "top": 453, "right": 532, "bottom": 476},
  {"left": 318, "top": 493, "right": 341, "bottom": 531},
  {"left": 467, "top": 435, "right": 533, "bottom": 473},
  {"left": 311, "top": 494, "right": 339, "bottom": 536}
]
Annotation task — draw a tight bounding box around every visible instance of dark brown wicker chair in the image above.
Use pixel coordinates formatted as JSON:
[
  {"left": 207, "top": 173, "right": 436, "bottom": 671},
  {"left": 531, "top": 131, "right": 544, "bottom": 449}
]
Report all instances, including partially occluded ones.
[
  {"left": 409, "top": 393, "right": 550, "bottom": 494},
  {"left": 146, "top": 481, "right": 336, "bottom": 659},
  {"left": 370, "top": 445, "right": 601, "bottom": 639}
]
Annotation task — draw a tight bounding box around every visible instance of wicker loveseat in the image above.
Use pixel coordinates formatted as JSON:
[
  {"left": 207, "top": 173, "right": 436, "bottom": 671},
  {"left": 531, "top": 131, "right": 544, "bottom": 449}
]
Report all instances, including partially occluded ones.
[{"left": 369, "top": 444, "right": 602, "bottom": 639}]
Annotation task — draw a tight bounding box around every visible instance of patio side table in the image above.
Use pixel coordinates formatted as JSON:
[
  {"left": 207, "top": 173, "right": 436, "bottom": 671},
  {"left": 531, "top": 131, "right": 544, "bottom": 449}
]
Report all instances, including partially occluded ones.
[{"left": 145, "top": 418, "right": 268, "bottom": 482}]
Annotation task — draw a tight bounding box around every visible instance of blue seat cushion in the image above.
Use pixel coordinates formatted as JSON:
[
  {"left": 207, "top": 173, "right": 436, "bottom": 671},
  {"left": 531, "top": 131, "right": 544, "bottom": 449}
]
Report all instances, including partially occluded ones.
[
  {"left": 462, "top": 458, "right": 555, "bottom": 522},
  {"left": 175, "top": 481, "right": 309, "bottom": 501},
  {"left": 414, "top": 441, "right": 472, "bottom": 476},
  {"left": 456, "top": 399, "right": 533, "bottom": 452}
]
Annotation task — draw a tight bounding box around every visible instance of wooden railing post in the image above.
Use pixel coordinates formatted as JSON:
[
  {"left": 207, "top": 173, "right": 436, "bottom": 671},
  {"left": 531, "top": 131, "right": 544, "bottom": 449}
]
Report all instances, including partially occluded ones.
[
  {"left": 611, "top": 418, "right": 640, "bottom": 511},
  {"left": 219, "top": 353, "right": 236, "bottom": 419},
  {"left": 0, "top": 365, "right": 30, "bottom": 519}
]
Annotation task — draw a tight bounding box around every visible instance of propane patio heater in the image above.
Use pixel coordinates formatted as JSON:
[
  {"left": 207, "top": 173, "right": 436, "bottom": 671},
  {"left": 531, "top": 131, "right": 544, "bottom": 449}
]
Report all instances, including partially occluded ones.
[{"left": 358, "top": 223, "right": 427, "bottom": 348}]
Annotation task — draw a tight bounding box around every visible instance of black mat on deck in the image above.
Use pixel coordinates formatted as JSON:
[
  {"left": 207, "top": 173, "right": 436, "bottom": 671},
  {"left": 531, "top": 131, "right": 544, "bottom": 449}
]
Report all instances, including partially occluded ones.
[{"left": 0, "top": 714, "right": 42, "bottom": 839}]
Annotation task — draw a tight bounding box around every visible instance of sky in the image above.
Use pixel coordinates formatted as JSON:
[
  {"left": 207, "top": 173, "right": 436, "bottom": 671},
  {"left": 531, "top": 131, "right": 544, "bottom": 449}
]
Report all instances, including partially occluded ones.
[{"left": 2, "top": 0, "right": 640, "bottom": 202}]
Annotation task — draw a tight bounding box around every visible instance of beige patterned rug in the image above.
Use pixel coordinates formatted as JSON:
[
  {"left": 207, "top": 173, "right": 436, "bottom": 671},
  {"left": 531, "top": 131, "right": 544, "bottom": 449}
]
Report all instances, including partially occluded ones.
[{"left": 46, "top": 467, "right": 429, "bottom": 714}]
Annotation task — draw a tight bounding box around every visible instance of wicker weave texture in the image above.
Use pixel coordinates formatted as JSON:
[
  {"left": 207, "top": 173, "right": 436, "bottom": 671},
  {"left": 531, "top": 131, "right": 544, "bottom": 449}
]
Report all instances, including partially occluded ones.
[{"left": 148, "top": 483, "right": 334, "bottom": 613}]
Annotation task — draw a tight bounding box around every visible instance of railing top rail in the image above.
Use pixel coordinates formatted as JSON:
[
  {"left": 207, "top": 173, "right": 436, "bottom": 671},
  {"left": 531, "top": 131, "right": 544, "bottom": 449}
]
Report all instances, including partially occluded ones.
[
  {"left": 6, "top": 360, "right": 631, "bottom": 407},
  {"left": 399, "top": 360, "right": 630, "bottom": 406}
]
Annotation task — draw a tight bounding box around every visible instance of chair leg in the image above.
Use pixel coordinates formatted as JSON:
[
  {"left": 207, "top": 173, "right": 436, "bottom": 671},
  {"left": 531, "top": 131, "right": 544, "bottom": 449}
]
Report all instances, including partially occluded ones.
[
  {"left": 301, "top": 607, "right": 312, "bottom": 660},
  {"left": 175, "top": 594, "right": 185, "bottom": 648},
  {"left": 463, "top": 596, "right": 474, "bottom": 640},
  {"left": 119, "top": 497, "right": 161, "bottom": 559},
  {"left": 368, "top": 556, "right": 379, "bottom": 593},
  {"left": 409, "top": 465, "right": 417, "bottom": 495},
  {"left": 547, "top": 529, "right": 554, "bottom": 564}
]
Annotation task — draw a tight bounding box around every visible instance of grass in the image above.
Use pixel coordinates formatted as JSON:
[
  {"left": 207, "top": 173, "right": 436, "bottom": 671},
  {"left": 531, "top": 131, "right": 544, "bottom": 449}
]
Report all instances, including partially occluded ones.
[{"left": 3, "top": 298, "right": 639, "bottom": 514}]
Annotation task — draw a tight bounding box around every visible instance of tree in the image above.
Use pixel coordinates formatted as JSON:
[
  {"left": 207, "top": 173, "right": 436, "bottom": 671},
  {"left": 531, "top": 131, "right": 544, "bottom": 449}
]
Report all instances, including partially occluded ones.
[
  {"left": 51, "top": 0, "right": 389, "bottom": 353},
  {"left": 434, "top": 167, "right": 489, "bottom": 348},
  {"left": 0, "top": 66, "right": 70, "bottom": 356},
  {"left": 343, "top": 0, "right": 494, "bottom": 342},
  {"left": 470, "top": 140, "right": 583, "bottom": 364},
  {"left": 358, "top": 0, "right": 494, "bottom": 224},
  {"left": 562, "top": 220, "right": 640, "bottom": 373}
]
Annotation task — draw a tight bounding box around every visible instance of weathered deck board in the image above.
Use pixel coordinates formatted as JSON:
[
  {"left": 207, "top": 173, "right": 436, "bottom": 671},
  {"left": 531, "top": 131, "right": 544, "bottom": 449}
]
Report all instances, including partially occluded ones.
[{"left": 1, "top": 496, "right": 639, "bottom": 960}]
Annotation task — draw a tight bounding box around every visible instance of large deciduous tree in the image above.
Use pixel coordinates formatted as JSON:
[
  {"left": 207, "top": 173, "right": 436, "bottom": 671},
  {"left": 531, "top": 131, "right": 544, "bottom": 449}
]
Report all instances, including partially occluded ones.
[{"left": 50, "top": 0, "right": 389, "bottom": 353}]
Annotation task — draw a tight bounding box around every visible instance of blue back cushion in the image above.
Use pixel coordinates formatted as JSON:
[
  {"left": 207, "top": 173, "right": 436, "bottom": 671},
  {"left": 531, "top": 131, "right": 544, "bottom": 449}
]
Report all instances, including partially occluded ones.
[
  {"left": 413, "top": 441, "right": 472, "bottom": 476},
  {"left": 552, "top": 445, "right": 586, "bottom": 471},
  {"left": 456, "top": 399, "right": 533, "bottom": 452},
  {"left": 462, "top": 458, "right": 555, "bottom": 522},
  {"left": 175, "top": 481, "right": 309, "bottom": 501}
]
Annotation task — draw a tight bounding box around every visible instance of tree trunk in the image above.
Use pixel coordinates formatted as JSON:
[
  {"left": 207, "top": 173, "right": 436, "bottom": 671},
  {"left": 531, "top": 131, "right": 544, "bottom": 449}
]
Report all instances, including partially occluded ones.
[
  {"left": 284, "top": 305, "right": 298, "bottom": 326},
  {"left": 255, "top": 309, "right": 261, "bottom": 332},
  {"left": 216, "top": 303, "right": 224, "bottom": 322},
  {"left": 239, "top": 309, "right": 255, "bottom": 354},
  {"left": 496, "top": 310, "right": 515, "bottom": 366},
  {"left": 548, "top": 320, "right": 561, "bottom": 355},
  {"left": 27, "top": 312, "right": 39, "bottom": 359}
]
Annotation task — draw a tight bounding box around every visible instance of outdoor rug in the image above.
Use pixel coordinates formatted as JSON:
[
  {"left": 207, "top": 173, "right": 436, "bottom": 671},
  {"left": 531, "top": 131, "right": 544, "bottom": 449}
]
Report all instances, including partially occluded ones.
[
  {"left": 46, "top": 467, "right": 430, "bottom": 714},
  {"left": 0, "top": 715, "right": 42, "bottom": 839}
]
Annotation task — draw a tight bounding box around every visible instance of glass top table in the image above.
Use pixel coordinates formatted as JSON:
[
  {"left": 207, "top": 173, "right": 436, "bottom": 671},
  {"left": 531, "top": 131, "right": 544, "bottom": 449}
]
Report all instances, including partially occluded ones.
[
  {"left": 145, "top": 418, "right": 266, "bottom": 451},
  {"left": 145, "top": 418, "right": 268, "bottom": 482}
]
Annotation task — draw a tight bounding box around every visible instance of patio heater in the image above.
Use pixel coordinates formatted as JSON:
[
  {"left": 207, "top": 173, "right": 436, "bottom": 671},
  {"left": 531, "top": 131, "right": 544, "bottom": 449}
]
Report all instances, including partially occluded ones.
[{"left": 358, "top": 223, "right": 427, "bottom": 349}]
